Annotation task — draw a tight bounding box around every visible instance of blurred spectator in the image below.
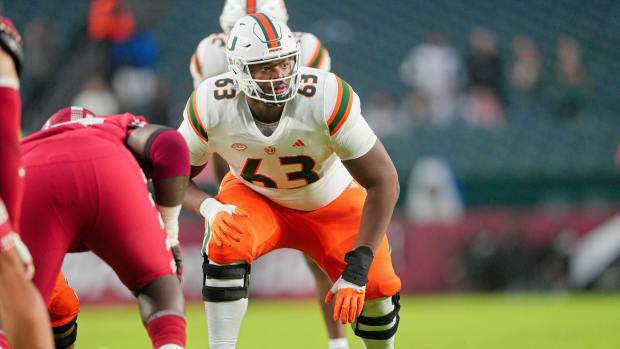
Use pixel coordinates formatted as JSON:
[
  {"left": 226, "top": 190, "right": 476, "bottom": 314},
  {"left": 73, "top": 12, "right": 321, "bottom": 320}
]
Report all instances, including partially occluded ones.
[
  {"left": 466, "top": 27, "right": 504, "bottom": 97},
  {"left": 550, "top": 35, "right": 590, "bottom": 118},
  {"left": 539, "top": 228, "right": 576, "bottom": 290},
  {"left": 111, "top": 65, "right": 157, "bottom": 116},
  {"left": 405, "top": 157, "right": 464, "bottom": 223},
  {"left": 463, "top": 27, "right": 504, "bottom": 127},
  {"left": 88, "top": 0, "right": 135, "bottom": 43},
  {"left": 111, "top": 32, "right": 158, "bottom": 70},
  {"left": 87, "top": 0, "right": 137, "bottom": 81},
  {"left": 399, "top": 32, "right": 463, "bottom": 125},
  {"left": 396, "top": 91, "right": 431, "bottom": 125},
  {"left": 71, "top": 75, "right": 119, "bottom": 115},
  {"left": 460, "top": 231, "right": 507, "bottom": 290},
  {"left": 363, "top": 91, "right": 404, "bottom": 137},
  {"left": 508, "top": 35, "right": 543, "bottom": 114},
  {"left": 464, "top": 86, "right": 505, "bottom": 128},
  {"left": 149, "top": 77, "right": 173, "bottom": 126},
  {"left": 459, "top": 229, "right": 535, "bottom": 291},
  {"left": 500, "top": 229, "right": 535, "bottom": 290},
  {"left": 23, "top": 18, "right": 59, "bottom": 98}
]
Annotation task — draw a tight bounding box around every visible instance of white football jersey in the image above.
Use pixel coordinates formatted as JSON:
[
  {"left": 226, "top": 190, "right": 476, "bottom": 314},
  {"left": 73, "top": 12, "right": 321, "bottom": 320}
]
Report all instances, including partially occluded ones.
[
  {"left": 178, "top": 67, "right": 376, "bottom": 211},
  {"left": 190, "top": 32, "right": 331, "bottom": 88}
]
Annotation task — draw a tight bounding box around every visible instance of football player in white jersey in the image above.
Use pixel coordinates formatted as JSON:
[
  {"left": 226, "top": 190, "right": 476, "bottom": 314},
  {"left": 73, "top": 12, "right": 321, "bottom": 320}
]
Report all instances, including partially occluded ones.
[
  {"left": 179, "top": 13, "right": 401, "bottom": 349},
  {"left": 188, "top": 1, "right": 345, "bottom": 348}
]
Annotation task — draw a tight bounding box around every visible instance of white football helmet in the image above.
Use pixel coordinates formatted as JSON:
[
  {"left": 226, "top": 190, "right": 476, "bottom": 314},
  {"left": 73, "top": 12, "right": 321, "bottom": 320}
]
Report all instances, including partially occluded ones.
[
  {"left": 226, "top": 13, "right": 300, "bottom": 105},
  {"left": 219, "top": 0, "right": 289, "bottom": 34}
]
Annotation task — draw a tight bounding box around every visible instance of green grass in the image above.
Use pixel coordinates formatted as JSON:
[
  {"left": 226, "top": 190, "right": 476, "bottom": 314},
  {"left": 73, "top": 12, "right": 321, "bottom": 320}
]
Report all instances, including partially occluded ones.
[{"left": 76, "top": 293, "right": 620, "bottom": 348}]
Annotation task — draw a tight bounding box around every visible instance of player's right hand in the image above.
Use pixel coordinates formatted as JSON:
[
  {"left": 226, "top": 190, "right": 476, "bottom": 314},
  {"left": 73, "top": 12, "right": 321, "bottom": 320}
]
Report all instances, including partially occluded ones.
[
  {"left": 200, "top": 198, "right": 249, "bottom": 250},
  {"left": 0, "top": 17, "right": 23, "bottom": 76}
]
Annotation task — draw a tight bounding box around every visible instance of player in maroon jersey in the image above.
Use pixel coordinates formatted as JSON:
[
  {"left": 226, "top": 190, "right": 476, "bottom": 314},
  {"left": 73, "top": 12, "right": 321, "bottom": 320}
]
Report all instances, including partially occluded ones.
[
  {"left": 0, "top": 16, "right": 54, "bottom": 349},
  {"left": 19, "top": 107, "right": 190, "bottom": 349}
]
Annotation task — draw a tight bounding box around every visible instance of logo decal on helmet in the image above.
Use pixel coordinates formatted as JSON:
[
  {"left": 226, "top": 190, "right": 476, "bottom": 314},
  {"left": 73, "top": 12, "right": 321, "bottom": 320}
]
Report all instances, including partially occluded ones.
[{"left": 228, "top": 36, "right": 238, "bottom": 51}]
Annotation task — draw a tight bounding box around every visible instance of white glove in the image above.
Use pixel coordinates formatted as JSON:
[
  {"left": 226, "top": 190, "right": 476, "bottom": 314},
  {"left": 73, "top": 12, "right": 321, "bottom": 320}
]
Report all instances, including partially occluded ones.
[
  {"left": 199, "top": 198, "right": 241, "bottom": 221},
  {"left": 199, "top": 198, "right": 248, "bottom": 255}
]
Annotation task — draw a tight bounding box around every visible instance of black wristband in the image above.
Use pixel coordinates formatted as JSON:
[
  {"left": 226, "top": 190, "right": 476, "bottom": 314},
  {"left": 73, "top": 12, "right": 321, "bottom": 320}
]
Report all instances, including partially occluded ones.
[{"left": 341, "top": 246, "right": 374, "bottom": 287}]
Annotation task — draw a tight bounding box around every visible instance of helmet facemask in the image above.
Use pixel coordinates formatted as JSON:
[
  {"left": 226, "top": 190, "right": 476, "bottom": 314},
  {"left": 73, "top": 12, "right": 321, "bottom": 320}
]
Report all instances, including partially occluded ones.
[
  {"left": 227, "top": 13, "right": 301, "bottom": 105},
  {"left": 230, "top": 50, "right": 300, "bottom": 105}
]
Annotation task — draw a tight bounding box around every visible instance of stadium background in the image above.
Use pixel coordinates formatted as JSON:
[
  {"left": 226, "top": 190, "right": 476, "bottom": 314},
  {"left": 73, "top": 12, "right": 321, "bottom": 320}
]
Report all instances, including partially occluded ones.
[{"left": 3, "top": 0, "right": 620, "bottom": 347}]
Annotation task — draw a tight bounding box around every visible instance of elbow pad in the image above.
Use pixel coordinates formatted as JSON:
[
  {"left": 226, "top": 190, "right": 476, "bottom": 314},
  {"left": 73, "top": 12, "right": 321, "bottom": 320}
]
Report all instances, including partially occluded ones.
[{"left": 146, "top": 128, "right": 191, "bottom": 179}]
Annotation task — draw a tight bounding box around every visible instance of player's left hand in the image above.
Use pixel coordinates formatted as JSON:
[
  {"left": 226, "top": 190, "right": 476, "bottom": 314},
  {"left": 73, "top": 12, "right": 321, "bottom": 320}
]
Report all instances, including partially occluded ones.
[
  {"left": 325, "top": 276, "right": 366, "bottom": 324},
  {"left": 324, "top": 246, "right": 374, "bottom": 324}
]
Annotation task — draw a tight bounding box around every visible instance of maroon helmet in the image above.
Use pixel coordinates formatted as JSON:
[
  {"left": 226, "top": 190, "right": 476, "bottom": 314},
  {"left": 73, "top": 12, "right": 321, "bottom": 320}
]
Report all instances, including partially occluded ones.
[{"left": 42, "top": 106, "right": 97, "bottom": 130}]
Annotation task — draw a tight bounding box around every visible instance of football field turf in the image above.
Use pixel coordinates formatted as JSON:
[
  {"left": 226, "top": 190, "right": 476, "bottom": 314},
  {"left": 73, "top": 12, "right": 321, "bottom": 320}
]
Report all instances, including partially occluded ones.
[{"left": 76, "top": 293, "right": 619, "bottom": 348}]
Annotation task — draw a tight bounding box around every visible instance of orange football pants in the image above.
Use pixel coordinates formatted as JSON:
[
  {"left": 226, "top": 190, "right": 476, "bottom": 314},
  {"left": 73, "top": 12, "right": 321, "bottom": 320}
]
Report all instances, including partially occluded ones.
[
  {"left": 48, "top": 272, "right": 80, "bottom": 327},
  {"left": 207, "top": 174, "right": 401, "bottom": 300}
]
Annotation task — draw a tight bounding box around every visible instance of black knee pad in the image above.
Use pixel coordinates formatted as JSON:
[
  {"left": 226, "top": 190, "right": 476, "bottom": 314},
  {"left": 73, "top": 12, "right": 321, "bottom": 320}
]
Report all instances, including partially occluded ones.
[
  {"left": 53, "top": 316, "right": 78, "bottom": 349},
  {"left": 202, "top": 257, "right": 251, "bottom": 302},
  {"left": 354, "top": 293, "right": 400, "bottom": 340}
]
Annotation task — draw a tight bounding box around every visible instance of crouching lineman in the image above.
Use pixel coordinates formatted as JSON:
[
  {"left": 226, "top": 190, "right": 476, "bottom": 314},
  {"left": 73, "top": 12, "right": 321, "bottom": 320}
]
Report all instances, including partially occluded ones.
[
  {"left": 19, "top": 107, "right": 189, "bottom": 349},
  {"left": 179, "top": 13, "right": 401, "bottom": 349},
  {"left": 189, "top": 1, "right": 348, "bottom": 348},
  {"left": 0, "top": 16, "right": 54, "bottom": 349}
]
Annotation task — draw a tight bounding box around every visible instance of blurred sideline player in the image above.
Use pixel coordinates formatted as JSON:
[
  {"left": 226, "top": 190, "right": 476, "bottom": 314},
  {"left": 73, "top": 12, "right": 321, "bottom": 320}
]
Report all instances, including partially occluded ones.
[
  {"left": 0, "top": 16, "right": 54, "bottom": 349},
  {"left": 188, "top": 2, "right": 346, "bottom": 348},
  {"left": 18, "top": 107, "right": 189, "bottom": 349},
  {"left": 180, "top": 14, "right": 401, "bottom": 349}
]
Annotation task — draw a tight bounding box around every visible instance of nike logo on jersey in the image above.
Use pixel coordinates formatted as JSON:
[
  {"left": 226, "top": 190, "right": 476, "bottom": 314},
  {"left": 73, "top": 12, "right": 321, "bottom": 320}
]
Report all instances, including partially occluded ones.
[{"left": 292, "top": 139, "right": 306, "bottom": 147}]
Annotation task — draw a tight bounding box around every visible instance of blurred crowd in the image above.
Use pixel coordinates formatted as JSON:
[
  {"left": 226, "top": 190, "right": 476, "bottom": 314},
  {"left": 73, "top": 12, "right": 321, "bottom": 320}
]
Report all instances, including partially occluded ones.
[
  {"left": 366, "top": 28, "right": 591, "bottom": 137},
  {"left": 20, "top": 0, "right": 175, "bottom": 132},
  {"left": 19, "top": 2, "right": 592, "bottom": 136},
  {"left": 455, "top": 228, "right": 577, "bottom": 292}
]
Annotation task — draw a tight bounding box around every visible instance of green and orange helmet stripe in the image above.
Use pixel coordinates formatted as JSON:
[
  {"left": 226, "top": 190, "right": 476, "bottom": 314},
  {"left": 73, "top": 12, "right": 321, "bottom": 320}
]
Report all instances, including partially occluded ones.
[
  {"left": 249, "top": 12, "right": 281, "bottom": 48},
  {"left": 327, "top": 76, "right": 354, "bottom": 136},
  {"left": 186, "top": 90, "right": 208, "bottom": 142}
]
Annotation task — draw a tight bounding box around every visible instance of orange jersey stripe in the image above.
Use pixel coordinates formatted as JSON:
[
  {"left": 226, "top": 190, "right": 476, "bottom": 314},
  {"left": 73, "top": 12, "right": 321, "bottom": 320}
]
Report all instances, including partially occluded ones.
[
  {"left": 186, "top": 99, "right": 202, "bottom": 140},
  {"left": 191, "top": 53, "right": 204, "bottom": 79},
  {"left": 187, "top": 91, "right": 208, "bottom": 142},
  {"left": 315, "top": 51, "right": 326, "bottom": 69},
  {"left": 329, "top": 83, "right": 353, "bottom": 135},
  {"left": 327, "top": 77, "right": 344, "bottom": 126}
]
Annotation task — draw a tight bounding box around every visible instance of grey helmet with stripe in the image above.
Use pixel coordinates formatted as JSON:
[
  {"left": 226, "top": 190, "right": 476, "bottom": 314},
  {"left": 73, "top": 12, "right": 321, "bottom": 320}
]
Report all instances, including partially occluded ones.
[
  {"left": 226, "top": 13, "right": 300, "bottom": 105},
  {"left": 219, "top": 0, "right": 289, "bottom": 34}
]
